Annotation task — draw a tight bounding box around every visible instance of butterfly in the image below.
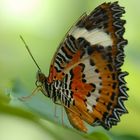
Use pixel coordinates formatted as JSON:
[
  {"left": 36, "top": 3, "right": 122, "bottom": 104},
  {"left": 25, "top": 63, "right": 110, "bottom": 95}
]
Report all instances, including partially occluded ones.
[{"left": 21, "top": 1, "right": 128, "bottom": 132}]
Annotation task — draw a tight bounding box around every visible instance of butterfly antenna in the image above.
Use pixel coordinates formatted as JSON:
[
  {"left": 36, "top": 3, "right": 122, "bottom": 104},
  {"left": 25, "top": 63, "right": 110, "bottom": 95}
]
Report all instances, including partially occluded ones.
[{"left": 20, "top": 35, "right": 41, "bottom": 71}]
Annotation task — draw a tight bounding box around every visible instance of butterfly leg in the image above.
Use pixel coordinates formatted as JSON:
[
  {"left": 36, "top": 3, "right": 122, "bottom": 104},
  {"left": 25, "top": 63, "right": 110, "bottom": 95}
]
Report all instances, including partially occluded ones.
[
  {"left": 54, "top": 104, "right": 58, "bottom": 118},
  {"left": 53, "top": 102, "right": 64, "bottom": 126},
  {"left": 61, "top": 106, "right": 64, "bottom": 126},
  {"left": 18, "top": 86, "right": 41, "bottom": 101}
]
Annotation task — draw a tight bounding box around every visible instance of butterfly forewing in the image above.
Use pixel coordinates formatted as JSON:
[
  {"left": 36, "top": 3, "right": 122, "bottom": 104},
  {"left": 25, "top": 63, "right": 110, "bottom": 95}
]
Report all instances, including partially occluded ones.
[{"left": 47, "top": 2, "right": 128, "bottom": 132}]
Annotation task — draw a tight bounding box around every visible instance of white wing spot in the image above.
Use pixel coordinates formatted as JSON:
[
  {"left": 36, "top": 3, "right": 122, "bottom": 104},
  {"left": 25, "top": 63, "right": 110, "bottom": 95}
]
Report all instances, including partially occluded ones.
[
  {"left": 81, "top": 59, "right": 102, "bottom": 113},
  {"left": 70, "top": 27, "right": 113, "bottom": 47}
]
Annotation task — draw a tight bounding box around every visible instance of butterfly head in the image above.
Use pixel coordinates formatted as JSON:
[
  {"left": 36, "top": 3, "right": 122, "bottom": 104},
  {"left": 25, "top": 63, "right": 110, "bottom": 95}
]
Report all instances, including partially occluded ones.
[
  {"left": 36, "top": 70, "right": 47, "bottom": 87},
  {"left": 36, "top": 70, "right": 50, "bottom": 97},
  {"left": 20, "top": 36, "right": 50, "bottom": 97}
]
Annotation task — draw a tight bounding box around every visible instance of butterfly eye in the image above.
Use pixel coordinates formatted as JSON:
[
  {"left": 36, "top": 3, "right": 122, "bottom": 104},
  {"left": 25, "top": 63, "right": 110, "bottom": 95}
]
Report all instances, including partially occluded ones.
[{"left": 35, "top": 80, "right": 42, "bottom": 87}]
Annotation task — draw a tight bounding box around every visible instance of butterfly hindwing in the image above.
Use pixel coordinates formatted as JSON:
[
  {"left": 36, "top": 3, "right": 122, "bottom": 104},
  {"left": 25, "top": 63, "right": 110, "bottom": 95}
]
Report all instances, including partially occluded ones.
[
  {"left": 65, "top": 107, "right": 88, "bottom": 132},
  {"left": 47, "top": 2, "right": 128, "bottom": 132}
]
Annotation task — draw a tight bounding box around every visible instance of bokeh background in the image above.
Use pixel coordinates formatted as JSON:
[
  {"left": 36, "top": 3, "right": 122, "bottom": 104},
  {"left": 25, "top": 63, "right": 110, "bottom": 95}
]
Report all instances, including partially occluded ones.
[{"left": 0, "top": 0, "right": 140, "bottom": 140}]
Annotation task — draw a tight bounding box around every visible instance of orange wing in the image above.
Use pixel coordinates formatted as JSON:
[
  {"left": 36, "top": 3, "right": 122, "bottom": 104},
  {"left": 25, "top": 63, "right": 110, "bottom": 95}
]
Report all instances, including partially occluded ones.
[{"left": 47, "top": 2, "right": 128, "bottom": 132}]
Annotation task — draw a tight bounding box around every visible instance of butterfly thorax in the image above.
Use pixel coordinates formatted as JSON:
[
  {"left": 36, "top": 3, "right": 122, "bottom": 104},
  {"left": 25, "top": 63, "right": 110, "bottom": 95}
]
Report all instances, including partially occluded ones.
[{"left": 36, "top": 70, "right": 46, "bottom": 84}]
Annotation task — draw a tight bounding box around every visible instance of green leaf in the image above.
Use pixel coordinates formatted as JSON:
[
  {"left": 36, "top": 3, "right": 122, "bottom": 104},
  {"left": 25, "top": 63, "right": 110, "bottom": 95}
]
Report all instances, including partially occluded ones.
[
  {"left": 87, "top": 132, "right": 111, "bottom": 140},
  {"left": 110, "top": 134, "right": 140, "bottom": 140},
  {"left": 0, "top": 90, "right": 10, "bottom": 104}
]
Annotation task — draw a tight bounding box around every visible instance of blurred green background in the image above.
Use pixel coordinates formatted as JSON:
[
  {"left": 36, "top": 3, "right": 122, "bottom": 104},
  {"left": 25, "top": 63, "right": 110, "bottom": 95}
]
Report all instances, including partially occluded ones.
[{"left": 0, "top": 0, "right": 140, "bottom": 140}]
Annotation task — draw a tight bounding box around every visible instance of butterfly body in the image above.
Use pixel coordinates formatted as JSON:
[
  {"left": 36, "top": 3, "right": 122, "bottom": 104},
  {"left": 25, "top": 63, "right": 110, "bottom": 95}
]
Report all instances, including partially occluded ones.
[{"left": 36, "top": 1, "right": 128, "bottom": 132}]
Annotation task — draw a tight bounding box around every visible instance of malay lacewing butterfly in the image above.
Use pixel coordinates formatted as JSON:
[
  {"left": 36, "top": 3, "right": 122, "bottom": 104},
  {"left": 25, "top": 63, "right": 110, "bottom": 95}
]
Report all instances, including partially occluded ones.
[{"left": 20, "top": 1, "right": 128, "bottom": 132}]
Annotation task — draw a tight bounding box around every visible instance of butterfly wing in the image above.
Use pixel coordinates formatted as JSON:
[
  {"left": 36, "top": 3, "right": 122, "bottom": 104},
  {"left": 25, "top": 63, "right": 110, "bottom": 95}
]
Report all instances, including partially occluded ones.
[{"left": 47, "top": 2, "right": 128, "bottom": 132}]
